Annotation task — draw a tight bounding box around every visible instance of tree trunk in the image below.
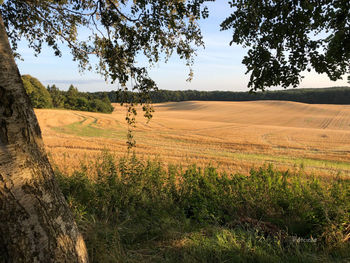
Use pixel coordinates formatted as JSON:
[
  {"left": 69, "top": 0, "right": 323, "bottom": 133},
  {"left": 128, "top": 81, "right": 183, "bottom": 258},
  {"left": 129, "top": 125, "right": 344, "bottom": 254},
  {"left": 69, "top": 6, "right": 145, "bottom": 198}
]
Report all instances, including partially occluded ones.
[{"left": 0, "top": 13, "right": 88, "bottom": 263}]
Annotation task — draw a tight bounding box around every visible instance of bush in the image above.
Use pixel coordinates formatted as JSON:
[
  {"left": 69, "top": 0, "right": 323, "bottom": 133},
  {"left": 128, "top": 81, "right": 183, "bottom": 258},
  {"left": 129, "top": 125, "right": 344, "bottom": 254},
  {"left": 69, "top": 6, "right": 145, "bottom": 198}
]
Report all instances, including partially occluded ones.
[{"left": 56, "top": 153, "right": 350, "bottom": 262}]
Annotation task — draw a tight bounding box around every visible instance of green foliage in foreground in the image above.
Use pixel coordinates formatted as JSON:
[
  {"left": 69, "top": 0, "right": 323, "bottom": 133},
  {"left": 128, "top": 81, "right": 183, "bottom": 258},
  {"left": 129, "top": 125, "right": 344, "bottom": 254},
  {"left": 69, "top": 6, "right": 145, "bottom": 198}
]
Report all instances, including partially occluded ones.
[{"left": 56, "top": 153, "right": 350, "bottom": 262}]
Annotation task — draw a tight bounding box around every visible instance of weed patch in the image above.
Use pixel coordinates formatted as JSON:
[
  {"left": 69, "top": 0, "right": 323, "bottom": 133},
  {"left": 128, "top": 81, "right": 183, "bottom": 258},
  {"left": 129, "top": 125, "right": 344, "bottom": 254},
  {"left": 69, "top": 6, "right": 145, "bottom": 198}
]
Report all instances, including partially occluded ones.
[{"left": 56, "top": 152, "right": 350, "bottom": 262}]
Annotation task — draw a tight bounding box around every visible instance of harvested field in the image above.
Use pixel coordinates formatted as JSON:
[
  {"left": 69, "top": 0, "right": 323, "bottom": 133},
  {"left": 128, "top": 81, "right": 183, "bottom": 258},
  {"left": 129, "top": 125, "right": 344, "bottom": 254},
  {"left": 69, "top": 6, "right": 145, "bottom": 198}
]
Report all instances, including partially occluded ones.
[{"left": 35, "top": 101, "right": 350, "bottom": 177}]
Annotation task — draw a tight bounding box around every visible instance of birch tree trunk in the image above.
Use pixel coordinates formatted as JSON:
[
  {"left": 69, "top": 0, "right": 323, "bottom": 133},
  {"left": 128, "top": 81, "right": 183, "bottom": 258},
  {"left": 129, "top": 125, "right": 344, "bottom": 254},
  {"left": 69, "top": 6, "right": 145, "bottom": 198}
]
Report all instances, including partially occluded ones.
[{"left": 0, "top": 13, "right": 88, "bottom": 263}]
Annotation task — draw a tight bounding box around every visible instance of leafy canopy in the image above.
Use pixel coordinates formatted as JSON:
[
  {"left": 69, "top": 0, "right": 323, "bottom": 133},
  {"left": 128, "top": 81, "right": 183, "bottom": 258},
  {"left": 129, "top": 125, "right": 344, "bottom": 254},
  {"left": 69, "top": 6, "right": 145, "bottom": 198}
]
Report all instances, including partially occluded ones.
[
  {"left": 1, "top": 0, "right": 212, "bottom": 94},
  {"left": 3, "top": 1, "right": 349, "bottom": 94},
  {"left": 221, "top": 0, "right": 350, "bottom": 91}
]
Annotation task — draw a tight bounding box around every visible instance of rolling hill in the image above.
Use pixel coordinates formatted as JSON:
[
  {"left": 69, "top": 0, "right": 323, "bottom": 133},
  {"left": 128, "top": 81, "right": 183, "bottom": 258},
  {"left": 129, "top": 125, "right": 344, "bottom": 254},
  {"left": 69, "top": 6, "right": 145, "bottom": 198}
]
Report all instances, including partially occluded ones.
[{"left": 35, "top": 100, "right": 350, "bottom": 177}]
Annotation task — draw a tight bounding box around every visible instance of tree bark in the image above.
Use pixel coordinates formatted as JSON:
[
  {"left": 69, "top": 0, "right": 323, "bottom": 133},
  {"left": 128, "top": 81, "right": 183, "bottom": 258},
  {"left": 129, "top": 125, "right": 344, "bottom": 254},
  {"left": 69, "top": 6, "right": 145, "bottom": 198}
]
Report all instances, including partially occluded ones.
[{"left": 0, "top": 13, "right": 88, "bottom": 263}]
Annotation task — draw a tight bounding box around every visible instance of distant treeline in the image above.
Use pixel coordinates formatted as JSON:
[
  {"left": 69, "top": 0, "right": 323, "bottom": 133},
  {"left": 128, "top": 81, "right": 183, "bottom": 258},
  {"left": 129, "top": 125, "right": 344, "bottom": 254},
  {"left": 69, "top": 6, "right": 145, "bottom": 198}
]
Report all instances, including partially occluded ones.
[
  {"left": 96, "top": 86, "right": 350, "bottom": 105},
  {"left": 22, "top": 75, "right": 114, "bottom": 113},
  {"left": 23, "top": 74, "right": 350, "bottom": 111}
]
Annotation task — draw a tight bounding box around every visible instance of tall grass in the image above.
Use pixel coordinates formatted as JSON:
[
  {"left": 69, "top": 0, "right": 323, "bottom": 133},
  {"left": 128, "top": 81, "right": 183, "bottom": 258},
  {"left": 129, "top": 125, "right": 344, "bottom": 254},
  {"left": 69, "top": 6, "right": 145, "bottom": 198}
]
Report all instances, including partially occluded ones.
[{"left": 56, "top": 152, "right": 350, "bottom": 262}]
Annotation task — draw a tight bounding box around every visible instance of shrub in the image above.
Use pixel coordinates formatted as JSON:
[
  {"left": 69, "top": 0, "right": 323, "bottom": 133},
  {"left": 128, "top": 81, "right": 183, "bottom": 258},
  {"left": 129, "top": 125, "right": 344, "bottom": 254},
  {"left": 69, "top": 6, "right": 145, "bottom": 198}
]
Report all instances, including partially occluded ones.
[{"left": 56, "top": 153, "right": 350, "bottom": 262}]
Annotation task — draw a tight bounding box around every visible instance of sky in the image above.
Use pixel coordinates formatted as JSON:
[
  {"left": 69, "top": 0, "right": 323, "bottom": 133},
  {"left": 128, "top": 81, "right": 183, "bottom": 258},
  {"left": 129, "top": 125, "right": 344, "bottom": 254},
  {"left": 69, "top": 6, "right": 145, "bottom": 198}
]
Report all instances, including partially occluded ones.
[{"left": 15, "top": 2, "right": 349, "bottom": 92}]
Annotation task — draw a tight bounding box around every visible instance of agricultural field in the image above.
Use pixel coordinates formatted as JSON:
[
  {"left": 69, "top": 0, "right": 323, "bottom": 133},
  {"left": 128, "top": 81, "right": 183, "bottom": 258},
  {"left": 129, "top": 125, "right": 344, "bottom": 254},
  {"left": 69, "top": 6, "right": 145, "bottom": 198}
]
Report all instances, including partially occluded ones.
[{"left": 35, "top": 100, "right": 350, "bottom": 177}]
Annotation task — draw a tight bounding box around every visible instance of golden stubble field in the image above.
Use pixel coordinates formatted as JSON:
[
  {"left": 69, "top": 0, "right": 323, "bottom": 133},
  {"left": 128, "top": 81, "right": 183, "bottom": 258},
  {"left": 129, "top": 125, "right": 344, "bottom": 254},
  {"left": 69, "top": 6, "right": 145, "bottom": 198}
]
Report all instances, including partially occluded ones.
[{"left": 35, "top": 100, "right": 350, "bottom": 177}]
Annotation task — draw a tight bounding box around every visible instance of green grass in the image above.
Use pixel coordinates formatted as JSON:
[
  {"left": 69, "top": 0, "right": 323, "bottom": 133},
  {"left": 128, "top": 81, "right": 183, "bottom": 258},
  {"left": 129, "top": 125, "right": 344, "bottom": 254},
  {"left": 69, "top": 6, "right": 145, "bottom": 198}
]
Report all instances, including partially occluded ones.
[
  {"left": 209, "top": 150, "right": 350, "bottom": 175},
  {"left": 52, "top": 119, "right": 125, "bottom": 139},
  {"left": 56, "top": 152, "right": 350, "bottom": 262}
]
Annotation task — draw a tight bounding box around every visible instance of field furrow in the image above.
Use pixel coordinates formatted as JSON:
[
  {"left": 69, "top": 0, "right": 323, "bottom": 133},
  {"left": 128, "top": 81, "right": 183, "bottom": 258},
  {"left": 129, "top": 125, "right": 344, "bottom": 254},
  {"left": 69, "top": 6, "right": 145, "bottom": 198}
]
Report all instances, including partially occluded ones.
[{"left": 35, "top": 101, "right": 350, "bottom": 177}]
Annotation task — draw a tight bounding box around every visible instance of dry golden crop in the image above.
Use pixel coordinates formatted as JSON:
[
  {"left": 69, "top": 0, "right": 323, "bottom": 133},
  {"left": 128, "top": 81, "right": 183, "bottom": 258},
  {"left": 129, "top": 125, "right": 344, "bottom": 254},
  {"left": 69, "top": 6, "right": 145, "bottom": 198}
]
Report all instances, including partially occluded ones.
[{"left": 35, "top": 101, "right": 350, "bottom": 177}]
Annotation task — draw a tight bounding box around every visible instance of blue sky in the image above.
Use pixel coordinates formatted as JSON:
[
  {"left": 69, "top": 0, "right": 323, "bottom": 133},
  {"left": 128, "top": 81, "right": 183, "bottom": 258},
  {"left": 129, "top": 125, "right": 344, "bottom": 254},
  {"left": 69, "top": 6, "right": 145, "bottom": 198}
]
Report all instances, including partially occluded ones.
[{"left": 16, "top": 2, "right": 349, "bottom": 92}]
